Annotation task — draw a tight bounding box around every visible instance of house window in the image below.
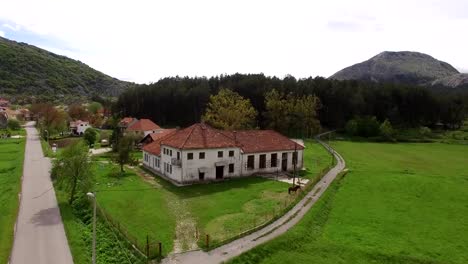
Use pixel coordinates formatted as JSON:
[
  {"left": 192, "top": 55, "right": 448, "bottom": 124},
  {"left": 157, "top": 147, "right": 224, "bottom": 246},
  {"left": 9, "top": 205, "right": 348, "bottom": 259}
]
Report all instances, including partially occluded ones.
[
  {"left": 259, "top": 154, "right": 266, "bottom": 169},
  {"left": 169, "top": 165, "right": 172, "bottom": 174},
  {"left": 218, "top": 151, "right": 223, "bottom": 158},
  {"left": 177, "top": 152, "right": 180, "bottom": 160},
  {"left": 229, "top": 163, "right": 234, "bottom": 173},
  {"left": 188, "top": 153, "right": 193, "bottom": 160},
  {"left": 199, "top": 152, "right": 205, "bottom": 159},
  {"left": 247, "top": 155, "right": 255, "bottom": 169},
  {"left": 229, "top": 150, "right": 234, "bottom": 157},
  {"left": 271, "top": 153, "right": 278, "bottom": 167},
  {"left": 163, "top": 148, "right": 166, "bottom": 155},
  {"left": 170, "top": 150, "right": 173, "bottom": 157},
  {"left": 293, "top": 152, "right": 298, "bottom": 165}
]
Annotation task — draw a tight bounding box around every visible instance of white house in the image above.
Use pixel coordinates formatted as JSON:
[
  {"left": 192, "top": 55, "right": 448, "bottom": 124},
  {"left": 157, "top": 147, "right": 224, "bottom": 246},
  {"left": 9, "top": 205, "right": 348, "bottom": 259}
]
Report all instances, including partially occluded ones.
[
  {"left": 142, "top": 123, "right": 304, "bottom": 185},
  {"left": 70, "top": 120, "right": 91, "bottom": 135}
]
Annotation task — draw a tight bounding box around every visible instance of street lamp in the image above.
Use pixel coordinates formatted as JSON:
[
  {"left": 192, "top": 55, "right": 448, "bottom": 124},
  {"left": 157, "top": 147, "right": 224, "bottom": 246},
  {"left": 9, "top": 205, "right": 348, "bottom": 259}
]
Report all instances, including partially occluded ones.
[{"left": 86, "top": 192, "right": 96, "bottom": 264}]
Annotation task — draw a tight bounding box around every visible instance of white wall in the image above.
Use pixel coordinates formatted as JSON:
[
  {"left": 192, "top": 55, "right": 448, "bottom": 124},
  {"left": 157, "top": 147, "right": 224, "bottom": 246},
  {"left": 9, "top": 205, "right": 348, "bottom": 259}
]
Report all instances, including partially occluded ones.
[
  {"left": 77, "top": 123, "right": 91, "bottom": 135},
  {"left": 143, "top": 146, "right": 304, "bottom": 185},
  {"left": 240, "top": 150, "right": 304, "bottom": 176},
  {"left": 180, "top": 147, "right": 241, "bottom": 183}
]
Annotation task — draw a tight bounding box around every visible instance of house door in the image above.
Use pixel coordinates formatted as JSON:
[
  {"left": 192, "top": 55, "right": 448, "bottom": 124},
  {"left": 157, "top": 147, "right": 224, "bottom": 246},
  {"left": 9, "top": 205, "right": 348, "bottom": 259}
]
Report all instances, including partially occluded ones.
[
  {"left": 216, "top": 166, "right": 224, "bottom": 179},
  {"left": 199, "top": 172, "right": 205, "bottom": 181},
  {"left": 281, "top": 153, "right": 288, "bottom": 171}
]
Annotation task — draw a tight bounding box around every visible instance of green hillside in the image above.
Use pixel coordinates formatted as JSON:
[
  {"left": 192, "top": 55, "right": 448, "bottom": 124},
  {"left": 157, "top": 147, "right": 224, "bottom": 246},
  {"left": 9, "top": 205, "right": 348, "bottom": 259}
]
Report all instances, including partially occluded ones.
[{"left": 0, "top": 36, "right": 133, "bottom": 100}]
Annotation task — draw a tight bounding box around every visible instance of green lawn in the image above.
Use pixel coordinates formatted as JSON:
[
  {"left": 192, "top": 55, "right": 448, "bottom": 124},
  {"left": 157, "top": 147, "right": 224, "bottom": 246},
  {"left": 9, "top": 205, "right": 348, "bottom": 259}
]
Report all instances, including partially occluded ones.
[
  {"left": 301, "top": 139, "right": 334, "bottom": 179},
  {"left": 85, "top": 139, "right": 332, "bottom": 255},
  {"left": 93, "top": 163, "right": 176, "bottom": 256},
  {"left": 230, "top": 142, "right": 468, "bottom": 264},
  {"left": 0, "top": 137, "right": 25, "bottom": 263}
]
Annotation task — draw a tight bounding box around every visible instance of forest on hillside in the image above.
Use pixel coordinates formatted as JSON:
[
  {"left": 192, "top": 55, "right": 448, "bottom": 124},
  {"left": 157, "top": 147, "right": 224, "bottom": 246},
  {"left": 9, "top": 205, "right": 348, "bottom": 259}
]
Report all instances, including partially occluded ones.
[
  {"left": 0, "top": 37, "right": 133, "bottom": 101},
  {"left": 114, "top": 74, "right": 468, "bottom": 134}
]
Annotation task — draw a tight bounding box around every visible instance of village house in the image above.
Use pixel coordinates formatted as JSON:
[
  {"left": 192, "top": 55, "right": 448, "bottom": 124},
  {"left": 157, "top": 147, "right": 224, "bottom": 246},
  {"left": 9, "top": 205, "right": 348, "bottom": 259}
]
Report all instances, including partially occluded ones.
[
  {"left": 118, "top": 117, "right": 139, "bottom": 133},
  {"left": 140, "top": 128, "right": 177, "bottom": 146},
  {"left": 142, "top": 123, "right": 304, "bottom": 185},
  {"left": 70, "top": 120, "right": 91, "bottom": 135},
  {"left": 125, "top": 118, "right": 162, "bottom": 137}
]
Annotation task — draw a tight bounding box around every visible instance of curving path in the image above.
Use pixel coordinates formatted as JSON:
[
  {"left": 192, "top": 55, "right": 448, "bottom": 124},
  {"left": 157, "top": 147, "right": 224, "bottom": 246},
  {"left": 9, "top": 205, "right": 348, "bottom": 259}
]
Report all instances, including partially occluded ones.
[
  {"left": 9, "top": 122, "right": 73, "bottom": 264},
  {"left": 162, "top": 132, "right": 346, "bottom": 264}
]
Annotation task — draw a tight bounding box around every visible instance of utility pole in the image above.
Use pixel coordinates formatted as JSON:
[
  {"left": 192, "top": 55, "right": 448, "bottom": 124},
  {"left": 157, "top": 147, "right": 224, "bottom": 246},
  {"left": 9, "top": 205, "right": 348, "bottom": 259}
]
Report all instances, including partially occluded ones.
[
  {"left": 87, "top": 192, "right": 97, "bottom": 264},
  {"left": 293, "top": 143, "right": 297, "bottom": 186}
]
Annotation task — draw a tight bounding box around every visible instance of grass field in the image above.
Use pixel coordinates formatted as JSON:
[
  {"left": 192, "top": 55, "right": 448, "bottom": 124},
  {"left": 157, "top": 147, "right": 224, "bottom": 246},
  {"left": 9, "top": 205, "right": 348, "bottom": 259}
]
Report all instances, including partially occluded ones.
[
  {"left": 83, "top": 139, "right": 332, "bottom": 255},
  {"left": 0, "top": 137, "right": 25, "bottom": 263},
  {"left": 230, "top": 142, "right": 468, "bottom": 264}
]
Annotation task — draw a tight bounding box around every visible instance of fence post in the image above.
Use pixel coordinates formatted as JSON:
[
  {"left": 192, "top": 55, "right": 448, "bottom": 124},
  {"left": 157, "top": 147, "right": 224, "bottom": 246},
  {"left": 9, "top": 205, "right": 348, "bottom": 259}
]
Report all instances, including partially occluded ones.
[
  {"left": 146, "top": 235, "right": 149, "bottom": 259},
  {"left": 205, "top": 234, "right": 210, "bottom": 249},
  {"left": 158, "top": 242, "right": 162, "bottom": 257}
]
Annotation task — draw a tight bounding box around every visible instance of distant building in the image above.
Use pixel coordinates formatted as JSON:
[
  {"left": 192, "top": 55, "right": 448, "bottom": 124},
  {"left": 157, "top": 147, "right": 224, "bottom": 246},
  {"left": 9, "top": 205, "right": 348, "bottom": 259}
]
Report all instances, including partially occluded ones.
[
  {"left": 142, "top": 123, "right": 304, "bottom": 185},
  {"left": 70, "top": 120, "right": 91, "bottom": 135},
  {"left": 126, "top": 118, "right": 162, "bottom": 137},
  {"left": 118, "top": 117, "right": 138, "bottom": 133},
  {"left": 140, "top": 129, "right": 177, "bottom": 146}
]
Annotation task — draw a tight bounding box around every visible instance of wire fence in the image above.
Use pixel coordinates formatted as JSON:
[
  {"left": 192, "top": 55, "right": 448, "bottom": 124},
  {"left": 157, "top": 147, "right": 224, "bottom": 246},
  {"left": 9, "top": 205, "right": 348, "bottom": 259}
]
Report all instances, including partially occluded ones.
[{"left": 92, "top": 132, "right": 337, "bottom": 260}]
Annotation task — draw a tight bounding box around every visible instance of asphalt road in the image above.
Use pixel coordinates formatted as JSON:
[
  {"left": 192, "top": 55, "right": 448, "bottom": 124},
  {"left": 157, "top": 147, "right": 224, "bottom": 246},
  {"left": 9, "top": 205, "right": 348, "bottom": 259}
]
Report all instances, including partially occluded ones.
[
  {"left": 162, "top": 132, "right": 346, "bottom": 264},
  {"left": 9, "top": 122, "right": 73, "bottom": 264}
]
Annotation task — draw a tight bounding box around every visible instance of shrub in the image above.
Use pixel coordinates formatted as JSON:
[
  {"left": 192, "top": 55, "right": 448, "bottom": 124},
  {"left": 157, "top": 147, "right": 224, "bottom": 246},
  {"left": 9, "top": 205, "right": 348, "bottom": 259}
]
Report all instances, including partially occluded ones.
[
  {"left": 345, "top": 119, "right": 358, "bottom": 136},
  {"left": 379, "top": 119, "right": 396, "bottom": 141},
  {"left": 419, "top": 126, "right": 432, "bottom": 138},
  {"left": 7, "top": 119, "right": 21, "bottom": 130},
  {"left": 83, "top": 128, "right": 98, "bottom": 147}
]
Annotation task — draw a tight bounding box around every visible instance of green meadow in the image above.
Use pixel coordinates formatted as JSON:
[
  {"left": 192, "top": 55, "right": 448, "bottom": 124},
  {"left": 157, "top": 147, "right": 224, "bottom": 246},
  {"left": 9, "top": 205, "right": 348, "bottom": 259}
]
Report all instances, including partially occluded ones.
[
  {"left": 230, "top": 142, "right": 468, "bottom": 264},
  {"left": 0, "top": 137, "right": 25, "bottom": 263}
]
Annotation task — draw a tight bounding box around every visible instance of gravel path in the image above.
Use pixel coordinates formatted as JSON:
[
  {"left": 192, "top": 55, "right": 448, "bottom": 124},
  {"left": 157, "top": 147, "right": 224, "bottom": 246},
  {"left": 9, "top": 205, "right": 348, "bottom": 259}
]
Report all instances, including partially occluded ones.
[
  {"left": 9, "top": 122, "right": 73, "bottom": 264},
  {"left": 162, "top": 133, "right": 345, "bottom": 264}
]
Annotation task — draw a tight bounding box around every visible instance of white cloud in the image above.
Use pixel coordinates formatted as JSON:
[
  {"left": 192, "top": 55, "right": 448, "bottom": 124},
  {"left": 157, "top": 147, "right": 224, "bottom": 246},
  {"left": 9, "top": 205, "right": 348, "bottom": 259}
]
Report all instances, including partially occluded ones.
[
  {"left": 0, "top": 0, "right": 467, "bottom": 83},
  {"left": 0, "top": 30, "right": 4, "bottom": 37},
  {"left": 2, "top": 23, "right": 21, "bottom": 31}
]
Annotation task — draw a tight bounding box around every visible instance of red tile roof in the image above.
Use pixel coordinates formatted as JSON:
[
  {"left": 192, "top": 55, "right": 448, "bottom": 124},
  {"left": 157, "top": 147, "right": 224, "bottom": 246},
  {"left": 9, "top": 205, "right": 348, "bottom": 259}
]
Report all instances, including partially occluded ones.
[
  {"left": 119, "top": 117, "right": 137, "bottom": 127},
  {"left": 227, "top": 130, "right": 304, "bottom": 153},
  {"left": 148, "top": 129, "right": 177, "bottom": 141},
  {"left": 161, "top": 123, "right": 237, "bottom": 149},
  {"left": 143, "top": 123, "right": 303, "bottom": 154},
  {"left": 142, "top": 129, "right": 178, "bottom": 155},
  {"left": 127, "top": 119, "right": 161, "bottom": 131}
]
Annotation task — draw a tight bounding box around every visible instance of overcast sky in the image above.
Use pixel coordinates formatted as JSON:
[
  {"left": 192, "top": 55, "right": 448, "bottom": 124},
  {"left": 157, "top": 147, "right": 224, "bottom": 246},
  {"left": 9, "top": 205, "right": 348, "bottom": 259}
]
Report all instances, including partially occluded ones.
[{"left": 1, "top": 0, "right": 467, "bottom": 83}]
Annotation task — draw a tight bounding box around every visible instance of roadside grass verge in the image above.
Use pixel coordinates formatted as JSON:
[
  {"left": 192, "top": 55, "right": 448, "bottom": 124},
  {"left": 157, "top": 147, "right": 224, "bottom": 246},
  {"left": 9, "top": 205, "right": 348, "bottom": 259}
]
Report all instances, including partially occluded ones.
[
  {"left": 230, "top": 142, "right": 468, "bottom": 264},
  {"left": 56, "top": 189, "right": 146, "bottom": 264},
  {"left": 0, "top": 136, "right": 25, "bottom": 263}
]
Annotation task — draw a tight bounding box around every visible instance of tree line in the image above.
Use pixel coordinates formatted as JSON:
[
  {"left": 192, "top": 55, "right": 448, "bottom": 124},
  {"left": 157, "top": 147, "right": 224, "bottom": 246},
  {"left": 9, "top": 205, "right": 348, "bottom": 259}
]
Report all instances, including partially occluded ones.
[{"left": 111, "top": 74, "right": 467, "bottom": 135}]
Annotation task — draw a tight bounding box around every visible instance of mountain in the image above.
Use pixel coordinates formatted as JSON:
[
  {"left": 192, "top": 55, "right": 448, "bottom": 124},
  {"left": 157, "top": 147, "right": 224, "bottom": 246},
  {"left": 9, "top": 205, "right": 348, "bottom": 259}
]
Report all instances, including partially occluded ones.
[
  {"left": 330, "top": 51, "right": 466, "bottom": 88},
  {"left": 0, "top": 36, "right": 133, "bottom": 100}
]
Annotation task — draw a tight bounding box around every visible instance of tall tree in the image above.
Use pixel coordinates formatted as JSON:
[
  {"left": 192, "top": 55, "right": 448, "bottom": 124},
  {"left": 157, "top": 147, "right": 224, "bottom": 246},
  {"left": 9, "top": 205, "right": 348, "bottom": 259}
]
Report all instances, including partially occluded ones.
[
  {"left": 113, "top": 135, "right": 134, "bottom": 173},
  {"left": 202, "top": 88, "right": 258, "bottom": 130},
  {"left": 68, "top": 104, "right": 90, "bottom": 121},
  {"left": 264, "top": 89, "right": 321, "bottom": 137},
  {"left": 52, "top": 141, "right": 93, "bottom": 205}
]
